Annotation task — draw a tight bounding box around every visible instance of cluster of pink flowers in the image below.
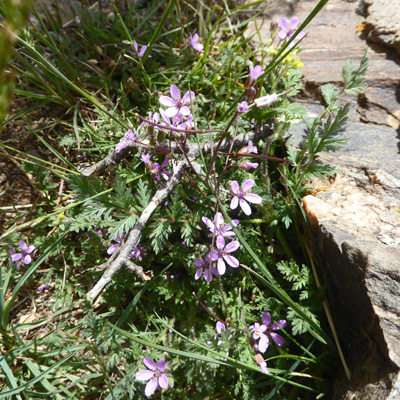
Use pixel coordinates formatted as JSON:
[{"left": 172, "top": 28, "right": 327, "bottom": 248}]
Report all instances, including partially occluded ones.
[{"left": 250, "top": 311, "right": 287, "bottom": 374}]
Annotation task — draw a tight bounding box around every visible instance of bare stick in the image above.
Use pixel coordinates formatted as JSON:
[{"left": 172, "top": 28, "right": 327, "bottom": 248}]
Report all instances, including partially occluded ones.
[{"left": 88, "top": 164, "right": 186, "bottom": 302}]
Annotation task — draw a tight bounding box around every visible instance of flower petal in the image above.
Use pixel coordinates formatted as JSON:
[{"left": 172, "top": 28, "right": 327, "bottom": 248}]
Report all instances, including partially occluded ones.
[
  {"left": 23, "top": 255, "right": 32, "bottom": 265},
  {"left": 258, "top": 334, "right": 269, "bottom": 353},
  {"left": 194, "top": 259, "right": 204, "bottom": 267},
  {"left": 231, "top": 181, "right": 240, "bottom": 194},
  {"left": 217, "top": 258, "right": 226, "bottom": 275},
  {"left": 159, "top": 374, "right": 169, "bottom": 389},
  {"left": 195, "top": 267, "right": 203, "bottom": 280},
  {"left": 107, "top": 244, "right": 119, "bottom": 255},
  {"left": 262, "top": 312, "right": 271, "bottom": 327},
  {"left": 159, "top": 96, "right": 176, "bottom": 107},
  {"left": 204, "top": 268, "right": 213, "bottom": 283},
  {"left": 242, "top": 179, "right": 255, "bottom": 192},
  {"left": 145, "top": 378, "right": 158, "bottom": 397},
  {"left": 11, "top": 253, "right": 23, "bottom": 262},
  {"left": 19, "top": 240, "right": 27, "bottom": 251},
  {"left": 230, "top": 196, "right": 239, "bottom": 210},
  {"left": 239, "top": 199, "right": 252, "bottom": 215},
  {"left": 224, "top": 254, "right": 239, "bottom": 268},
  {"left": 170, "top": 85, "right": 180, "bottom": 100},
  {"left": 271, "top": 332, "right": 285, "bottom": 347},
  {"left": 216, "top": 236, "right": 225, "bottom": 250},
  {"left": 225, "top": 240, "right": 239, "bottom": 253},
  {"left": 157, "top": 359, "right": 166, "bottom": 372},
  {"left": 202, "top": 216, "right": 214, "bottom": 231},
  {"left": 179, "top": 106, "right": 191, "bottom": 116},
  {"left": 143, "top": 356, "right": 157, "bottom": 371},
  {"left": 27, "top": 245, "right": 35, "bottom": 253},
  {"left": 135, "top": 370, "right": 154, "bottom": 381},
  {"left": 164, "top": 106, "right": 180, "bottom": 118},
  {"left": 182, "top": 91, "right": 195, "bottom": 104},
  {"left": 289, "top": 17, "right": 299, "bottom": 31},
  {"left": 273, "top": 320, "right": 287, "bottom": 330},
  {"left": 216, "top": 321, "right": 226, "bottom": 334}
]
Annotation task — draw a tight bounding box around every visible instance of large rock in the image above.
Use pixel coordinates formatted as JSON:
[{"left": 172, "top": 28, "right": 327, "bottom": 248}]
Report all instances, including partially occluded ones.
[
  {"left": 356, "top": 0, "right": 400, "bottom": 54},
  {"left": 289, "top": 122, "right": 400, "bottom": 399}
]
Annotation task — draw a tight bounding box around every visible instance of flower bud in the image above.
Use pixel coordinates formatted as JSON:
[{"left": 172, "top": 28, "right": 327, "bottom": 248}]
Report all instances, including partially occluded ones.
[{"left": 238, "top": 161, "right": 259, "bottom": 171}]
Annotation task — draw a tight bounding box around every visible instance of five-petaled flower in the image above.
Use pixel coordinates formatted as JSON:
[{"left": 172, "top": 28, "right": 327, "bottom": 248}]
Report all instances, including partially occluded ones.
[
  {"left": 278, "top": 17, "right": 305, "bottom": 47},
  {"left": 152, "top": 157, "right": 170, "bottom": 182},
  {"left": 132, "top": 40, "right": 148, "bottom": 57},
  {"left": 194, "top": 255, "right": 219, "bottom": 283},
  {"left": 9, "top": 240, "right": 35, "bottom": 268},
  {"left": 159, "top": 85, "right": 195, "bottom": 118},
  {"left": 202, "top": 212, "right": 239, "bottom": 240},
  {"left": 237, "top": 101, "right": 249, "bottom": 113},
  {"left": 135, "top": 356, "right": 169, "bottom": 397},
  {"left": 190, "top": 32, "right": 204, "bottom": 52},
  {"left": 230, "top": 179, "right": 262, "bottom": 216},
  {"left": 210, "top": 236, "right": 240, "bottom": 275},
  {"left": 250, "top": 311, "right": 287, "bottom": 353}
]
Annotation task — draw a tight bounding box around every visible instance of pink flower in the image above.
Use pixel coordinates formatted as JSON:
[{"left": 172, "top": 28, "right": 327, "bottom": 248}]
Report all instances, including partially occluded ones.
[
  {"left": 194, "top": 255, "right": 219, "bottom": 283},
  {"left": 9, "top": 240, "right": 35, "bottom": 268},
  {"left": 135, "top": 357, "right": 169, "bottom": 397},
  {"left": 237, "top": 101, "right": 249, "bottom": 113},
  {"left": 250, "top": 312, "right": 287, "bottom": 353},
  {"left": 202, "top": 212, "right": 239, "bottom": 240},
  {"left": 230, "top": 179, "right": 262, "bottom": 216},
  {"left": 245, "top": 64, "right": 264, "bottom": 89},
  {"left": 159, "top": 85, "right": 195, "bottom": 118},
  {"left": 210, "top": 236, "right": 240, "bottom": 275},
  {"left": 132, "top": 40, "right": 148, "bottom": 57},
  {"left": 278, "top": 17, "right": 305, "bottom": 47},
  {"left": 190, "top": 32, "right": 204, "bottom": 52},
  {"left": 238, "top": 140, "right": 258, "bottom": 155},
  {"left": 238, "top": 161, "right": 259, "bottom": 171},
  {"left": 115, "top": 124, "right": 143, "bottom": 153}
]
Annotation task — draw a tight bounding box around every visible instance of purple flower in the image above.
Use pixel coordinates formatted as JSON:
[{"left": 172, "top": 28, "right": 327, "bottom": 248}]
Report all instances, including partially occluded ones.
[
  {"left": 132, "top": 40, "right": 148, "bottom": 57},
  {"left": 115, "top": 125, "right": 142, "bottom": 153},
  {"left": 245, "top": 64, "right": 264, "bottom": 89},
  {"left": 194, "top": 255, "right": 219, "bottom": 283},
  {"left": 230, "top": 179, "right": 262, "bottom": 216},
  {"left": 9, "top": 240, "right": 35, "bottom": 268},
  {"left": 107, "top": 234, "right": 123, "bottom": 255},
  {"left": 278, "top": 17, "right": 306, "bottom": 47},
  {"left": 152, "top": 157, "right": 170, "bottom": 182},
  {"left": 210, "top": 236, "right": 240, "bottom": 275},
  {"left": 135, "top": 356, "right": 169, "bottom": 397},
  {"left": 238, "top": 161, "right": 259, "bottom": 171},
  {"left": 107, "top": 235, "right": 145, "bottom": 260},
  {"left": 250, "top": 312, "right": 287, "bottom": 353},
  {"left": 39, "top": 284, "right": 47, "bottom": 292},
  {"left": 141, "top": 153, "right": 151, "bottom": 164},
  {"left": 202, "top": 212, "right": 239, "bottom": 240},
  {"left": 190, "top": 32, "right": 204, "bottom": 52},
  {"left": 159, "top": 85, "right": 195, "bottom": 118},
  {"left": 237, "top": 101, "right": 249, "bottom": 113},
  {"left": 132, "top": 244, "right": 147, "bottom": 261},
  {"left": 254, "top": 93, "right": 278, "bottom": 107},
  {"left": 238, "top": 140, "right": 258, "bottom": 155}
]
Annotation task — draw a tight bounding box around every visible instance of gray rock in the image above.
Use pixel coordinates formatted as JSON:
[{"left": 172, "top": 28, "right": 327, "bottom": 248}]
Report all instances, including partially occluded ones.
[
  {"left": 289, "top": 121, "right": 400, "bottom": 399},
  {"left": 356, "top": 0, "right": 400, "bottom": 53}
]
